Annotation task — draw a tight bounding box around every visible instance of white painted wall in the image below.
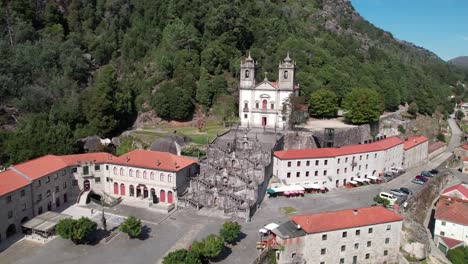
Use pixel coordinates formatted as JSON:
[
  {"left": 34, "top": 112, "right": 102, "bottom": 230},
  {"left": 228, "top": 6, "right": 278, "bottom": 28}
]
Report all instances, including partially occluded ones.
[{"left": 434, "top": 219, "right": 468, "bottom": 245}]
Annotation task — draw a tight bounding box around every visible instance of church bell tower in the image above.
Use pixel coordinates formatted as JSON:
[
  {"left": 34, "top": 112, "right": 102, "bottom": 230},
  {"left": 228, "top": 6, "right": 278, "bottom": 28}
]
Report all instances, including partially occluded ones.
[
  {"left": 240, "top": 52, "right": 256, "bottom": 89},
  {"left": 278, "top": 52, "right": 295, "bottom": 90}
]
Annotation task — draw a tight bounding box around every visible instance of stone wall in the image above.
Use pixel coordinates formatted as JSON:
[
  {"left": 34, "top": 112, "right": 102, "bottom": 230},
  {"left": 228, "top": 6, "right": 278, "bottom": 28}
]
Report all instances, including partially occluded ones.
[{"left": 310, "top": 125, "right": 372, "bottom": 148}]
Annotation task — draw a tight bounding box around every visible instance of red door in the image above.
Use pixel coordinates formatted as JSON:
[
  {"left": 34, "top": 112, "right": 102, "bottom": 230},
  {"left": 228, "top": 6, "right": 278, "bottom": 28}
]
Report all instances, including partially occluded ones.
[
  {"left": 114, "top": 182, "right": 119, "bottom": 194},
  {"left": 262, "top": 117, "right": 267, "bottom": 126},
  {"left": 120, "top": 183, "right": 126, "bottom": 196},
  {"left": 168, "top": 191, "right": 173, "bottom": 204},
  {"left": 160, "top": 190, "right": 166, "bottom": 203}
]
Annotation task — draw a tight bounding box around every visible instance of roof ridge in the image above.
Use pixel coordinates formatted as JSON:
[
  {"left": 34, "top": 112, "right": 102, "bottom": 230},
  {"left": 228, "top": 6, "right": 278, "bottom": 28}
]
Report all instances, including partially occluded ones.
[{"left": 8, "top": 166, "right": 33, "bottom": 182}]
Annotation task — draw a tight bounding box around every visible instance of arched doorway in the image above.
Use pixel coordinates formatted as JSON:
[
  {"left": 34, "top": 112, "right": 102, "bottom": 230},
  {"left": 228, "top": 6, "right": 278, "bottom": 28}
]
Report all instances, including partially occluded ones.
[
  {"left": 143, "top": 187, "right": 148, "bottom": 199},
  {"left": 151, "top": 188, "right": 157, "bottom": 203},
  {"left": 167, "top": 191, "right": 173, "bottom": 204},
  {"left": 84, "top": 180, "right": 90, "bottom": 191},
  {"left": 160, "top": 190, "right": 166, "bottom": 203},
  {"left": 21, "top": 217, "right": 29, "bottom": 224},
  {"left": 6, "top": 224, "right": 16, "bottom": 238},
  {"left": 129, "top": 185, "right": 135, "bottom": 197},
  {"left": 47, "top": 201, "right": 52, "bottom": 211},
  {"left": 113, "top": 182, "right": 119, "bottom": 195},
  {"left": 120, "top": 183, "right": 126, "bottom": 196}
]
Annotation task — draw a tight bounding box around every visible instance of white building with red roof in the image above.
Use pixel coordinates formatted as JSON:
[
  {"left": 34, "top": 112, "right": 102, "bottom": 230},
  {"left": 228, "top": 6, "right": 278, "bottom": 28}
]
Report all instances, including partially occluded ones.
[
  {"left": 272, "top": 137, "right": 404, "bottom": 190},
  {"left": 239, "top": 53, "right": 298, "bottom": 129},
  {"left": 434, "top": 196, "right": 468, "bottom": 253},
  {"left": 402, "top": 136, "right": 429, "bottom": 169},
  {"left": 0, "top": 150, "right": 198, "bottom": 245},
  {"left": 271, "top": 206, "right": 403, "bottom": 264}
]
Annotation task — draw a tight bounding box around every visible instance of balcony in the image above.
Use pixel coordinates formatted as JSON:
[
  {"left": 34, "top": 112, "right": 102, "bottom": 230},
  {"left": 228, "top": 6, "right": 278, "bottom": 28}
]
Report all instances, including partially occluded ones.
[{"left": 250, "top": 108, "right": 277, "bottom": 114}]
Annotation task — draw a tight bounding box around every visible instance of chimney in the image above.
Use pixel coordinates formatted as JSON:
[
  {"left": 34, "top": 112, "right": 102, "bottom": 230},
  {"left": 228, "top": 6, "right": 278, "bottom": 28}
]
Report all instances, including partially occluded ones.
[{"left": 353, "top": 209, "right": 358, "bottom": 215}]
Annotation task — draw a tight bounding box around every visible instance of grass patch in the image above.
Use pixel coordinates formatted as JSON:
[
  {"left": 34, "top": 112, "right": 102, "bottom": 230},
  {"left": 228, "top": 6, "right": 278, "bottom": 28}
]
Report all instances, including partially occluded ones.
[{"left": 280, "top": 207, "right": 297, "bottom": 216}]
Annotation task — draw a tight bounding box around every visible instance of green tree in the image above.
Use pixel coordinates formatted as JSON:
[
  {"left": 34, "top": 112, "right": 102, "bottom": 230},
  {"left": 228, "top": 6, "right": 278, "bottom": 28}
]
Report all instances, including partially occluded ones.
[
  {"left": 447, "top": 246, "right": 468, "bottom": 264},
  {"left": 151, "top": 82, "right": 194, "bottom": 121},
  {"left": 55, "top": 217, "right": 97, "bottom": 244},
  {"left": 308, "top": 89, "right": 338, "bottom": 118},
  {"left": 436, "top": 132, "right": 446, "bottom": 142},
  {"left": 196, "top": 67, "right": 215, "bottom": 107},
  {"left": 219, "top": 221, "right": 241, "bottom": 244},
  {"left": 373, "top": 195, "right": 390, "bottom": 207},
  {"left": 455, "top": 110, "right": 465, "bottom": 120},
  {"left": 162, "top": 249, "right": 202, "bottom": 264},
  {"left": 342, "top": 88, "right": 384, "bottom": 124},
  {"left": 119, "top": 216, "right": 142, "bottom": 238},
  {"left": 191, "top": 234, "right": 224, "bottom": 259},
  {"left": 407, "top": 102, "right": 419, "bottom": 115}
]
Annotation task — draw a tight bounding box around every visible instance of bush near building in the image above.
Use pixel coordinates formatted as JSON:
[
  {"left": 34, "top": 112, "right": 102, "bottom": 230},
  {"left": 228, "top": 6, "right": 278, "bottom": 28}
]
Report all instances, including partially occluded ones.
[
  {"left": 191, "top": 234, "right": 225, "bottom": 259},
  {"left": 162, "top": 249, "right": 202, "bottom": 264},
  {"left": 447, "top": 246, "right": 468, "bottom": 264},
  {"left": 219, "top": 221, "right": 241, "bottom": 244},
  {"left": 119, "top": 216, "right": 142, "bottom": 238},
  {"left": 55, "top": 217, "right": 97, "bottom": 244}
]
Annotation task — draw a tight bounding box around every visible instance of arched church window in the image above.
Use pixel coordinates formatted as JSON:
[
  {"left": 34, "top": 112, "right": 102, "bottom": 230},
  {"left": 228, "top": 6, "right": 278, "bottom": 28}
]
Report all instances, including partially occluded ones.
[
  {"left": 245, "top": 70, "right": 250, "bottom": 78},
  {"left": 244, "top": 102, "right": 248, "bottom": 109},
  {"left": 271, "top": 102, "right": 274, "bottom": 110},
  {"left": 284, "top": 70, "right": 288, "bottom": 79},
  {"left": 255, "top": 102, "right": 259, "bottom": 108},
  {"left": 262, "top": 100, "right": 267, "bottom": 110}
]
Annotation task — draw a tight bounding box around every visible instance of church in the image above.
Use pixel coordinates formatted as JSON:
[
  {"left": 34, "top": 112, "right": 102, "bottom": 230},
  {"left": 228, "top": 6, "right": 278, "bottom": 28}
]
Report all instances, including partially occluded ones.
[{"left": 239, "top": 53, "right": 299, "bottom": 129}]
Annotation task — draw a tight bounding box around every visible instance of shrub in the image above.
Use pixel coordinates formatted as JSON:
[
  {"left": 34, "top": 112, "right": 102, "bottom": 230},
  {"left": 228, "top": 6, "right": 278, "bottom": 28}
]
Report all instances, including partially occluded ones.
[
  {"left": 55, "top": 217, "right": 97, "bottom": 244},
  {"left": 119, "top": 216, "right": 142, "bottom": 238},
  {"left": 162, "top": 249, "right": 202, "bottom": 264},
  {"left": 219, "top": 221, "right": 241, "bottom": 244}
]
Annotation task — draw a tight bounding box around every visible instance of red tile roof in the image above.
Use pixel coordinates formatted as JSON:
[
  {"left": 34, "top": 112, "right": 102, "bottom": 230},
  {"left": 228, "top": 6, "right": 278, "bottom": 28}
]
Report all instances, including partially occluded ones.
[
  {"left": 441, "top": 183, "right": 468, "bottom": 200},
  {"left": 274, "top": 137, "right": 404, "bottom": 160},
  {"left": 440, "top": 236, "right": 464, "bottom": 249},
  {"left": 291, "top": 206, "right": 403, "bottom": 234},
  {"left": 428, "top": 141, "right": 445, "bottom": 153},
  {"left": 403, "top": 136, "right": 429, "bottom": 150},
  {"left": 60, "top": 152, "right": 115, "bottom": 166},
  {"left": 0, "top": 170, "right": 30, "bottom": 196},
  {"left": 11, "top": 155, "right": 68, "bottom": 180},
  {"left": 462, "top": 143, "right": 468, "bottom": 150},
  {"left": 113, "top": 149, "right": 196, "bottom": 172},
  {"left": 435, "top": 200, "right": 468, "bottom": 226}
]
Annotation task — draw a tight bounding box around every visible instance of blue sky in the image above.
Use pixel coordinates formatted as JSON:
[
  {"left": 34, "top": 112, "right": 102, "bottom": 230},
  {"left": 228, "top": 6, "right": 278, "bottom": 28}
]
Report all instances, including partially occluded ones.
[{"left": 350, "top": 0, "right": 468, "bottom": 61}]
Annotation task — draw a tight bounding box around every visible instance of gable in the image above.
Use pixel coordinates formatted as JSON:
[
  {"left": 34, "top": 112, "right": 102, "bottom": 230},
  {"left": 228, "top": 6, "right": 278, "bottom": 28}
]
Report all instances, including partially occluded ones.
[{"left": 254, "top": 81, "right": 278, "bottom": 91}]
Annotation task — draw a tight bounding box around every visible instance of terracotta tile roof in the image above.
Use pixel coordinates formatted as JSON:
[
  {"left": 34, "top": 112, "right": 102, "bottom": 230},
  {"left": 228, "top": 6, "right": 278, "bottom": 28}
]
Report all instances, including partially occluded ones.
[
  {"left": 435, "top": 200, "right": 468, "bottom": 226},
  {"left": 428, "top": 141, "right": 445, "bottom": 153},
  {"left": 465, "top": 157, "right": 468, "bottom": 162},
  {"left": 0, "top": 170, "right": 30, "bottom": 196},
  {"left": 439, "top": 236, "right": 464, "bottom": 249},
  {"left": 462, "top": 143, "right": 468, "bottom": 150},
  {"left": 403, "top": 136, "right": 429, "bottom": 150},
  {"left": 11, "top": 155, "right": 68, "bottom": 180},
  {"left": 441, "top": 183, "right": 468, "bottom": 200},
  {"left": 60, "top": 152, "right": 115, "bottom": 166},
  {"left": 113, "top": 149, "right": 196, "bottom": 172},
  {"left": 291, "top": 206, "right": 403, "bottom": 234},
  {"left": 274, "top": 137, "right": 404, "bottom": 160}
]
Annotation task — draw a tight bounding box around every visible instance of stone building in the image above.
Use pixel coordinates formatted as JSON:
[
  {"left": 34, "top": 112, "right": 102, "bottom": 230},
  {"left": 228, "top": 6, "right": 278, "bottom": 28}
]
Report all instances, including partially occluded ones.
[
  {"left": 402, "top": 136, "right": 429, "bottom": 169},
  {"left": 179, "top": 129, "right": 282, "bottom": 219},
  {"left": 239, "top": 53, "right": 299, "bottom": 129},
  {"left": 453, "top": 142, "right": 468, "bottom": 161},
  {"left": 272, "top": 206, "right": 403, "bottom": 264}
]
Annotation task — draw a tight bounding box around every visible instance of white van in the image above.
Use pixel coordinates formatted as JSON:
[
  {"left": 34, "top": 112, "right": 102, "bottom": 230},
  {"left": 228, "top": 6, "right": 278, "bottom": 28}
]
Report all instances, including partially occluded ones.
[{"left": 379, "top": 192, "right": 398, "bottom": 206}]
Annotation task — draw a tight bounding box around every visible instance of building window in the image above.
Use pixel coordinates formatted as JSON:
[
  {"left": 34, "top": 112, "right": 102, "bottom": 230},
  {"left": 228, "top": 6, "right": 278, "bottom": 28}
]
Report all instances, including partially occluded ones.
[
  {"left": 83, "top": 166, "right": 89, "bottom": 175},
  {"left": 356, "top": 230, "right": 360, "bottom": 236},
  {"left": 244, "top": 114, "right": 248, "bottom": 118},
  {"left": 358, "top": 165, "right": 361, "bottom": 170},
  {"left": 6, "top": 195, "right": 12, "bottom": 203},
  {"left": 368, "top": 228, "right": 373, "bottom": 234},
  {"left": 150, "top": 172, "right": 155, "bottom": 180},
  {"left": 113, "top": 167, "right": 117, "bottom": 175},
  {"left": 314, "top": 171, "right": 318, "bottom": 176},
  {"left": 287, "top": 172, "right": 291, "bottom": 178},
  {"left": 106, "top": 165, "right": 109, "bottom": 170},
  {"left": 136, "top": 170, "right": 141, "bottom": 178},
  {"left": 143, "top": 171, "right": 148, "bottom": 179},
  {"left": 271, "top": 103, "right": 274, "bottom": 110},
  {"left": 366, "top": 154, "right": 369, "bottom": 159},
  {"left": 337, "top": 169, "right": 340, "bottom": 174},
  {"left": 321, "top": 248, "right": 326, "bottom": 255},
  {"left": 354, "top": 243, "right": 359, "bottom": 249},
  {"left": 288, "top": 162, "right": 291, "bottom": 167},
  {"left": 54, "top": 173, "right": 58, "bottom": 179},
  {"left": 360, "top": 155, "right": 362, "bottom": 160},
  {"left": 46, "top": 176, "right": 50, "bottom": 183},
  {"left": 367, "top": 241, "right": 371, "bottom": 247},
  {"left": 365, "top": 253, "right": 370, "bottom": 259},
  {"left": 441, "top": 221, "right": 446, "bottom": 226},
  {"left": 72, "top": 167, "right": 78, "bottom": 173},
  {"left": 297, "top": 161, "right": 301, "bottom": 167},
  {"left": 296, "top": 172, "right": 300, "bottom": 177},
  {"left": 384, "top": 250, "right": 388, "bottom": 256},
  {"left": 374, "top": 153, "right": 377, "bottom": 158},
  {"left": 306, "top": 161, "right": 310, "bottom": 166},
  {"left": 306, "top": 171, "right": 309, "bottom": 177},
  {"left": 63, "top": 181, "right": 67, "bottom": 188},
  {"left": 324, "top": 160, "right": 328, "bottom": 165},
  {"left": 168, "top": 174, "right": 172, "bottom": 183},
  {"left": 20, "top": 189, "right": 25, "bottom": 197},
  {"left": 129, "top": 169, "right": 133, "bottom": 177},
  {"left": 95, "top": 178, "right": 101, "bottom": 183},
  {"left": 55, "top": 186, "right": 59, "bottom": 193},
  {"left": 341, "top": 245, "right": 346, "bottom": 251},
  {"left": 338, "top": 158, "right": 340, "bottom": 164},
  {"left": 345, "top": 157, "right": 348, "bottom": 162},
  {"left": 95, "top": 165, "right": 100, "bottom": 171},
  {"left": 385, "top": 238, "right": 390, "bottom": 244},
  {"left": 315, "top": 160, "right": 319, "bottom": 166},
  {"left": 353, "top": 256, "right": 357, "bottom": 264},
  {"left": 160, "top": 173, "right": 165, "bottom": 182},
  {"left": 324, "top": 170, "right": 327, "bottom": 176},
  {"left": 38, "top": 206, "right": 43, "bottom": 215},
  {"left": 120, "top": 168, "right": 124, "bottom": 176},
  {"left": 440, "top": 231, "right": 445, "bottom": 236},
  {"left": 345, "top": 168, "right": 347, "bottom": 173},
  {"left": 256, "top": 102, "right": 259, "bottom": 108},
  {"left": 342, "top": 231, "right": 347, "bottom": 238},
  {"left": 72, "top": 180, "right": 78, "bottom": 186},
  {"left": 36, "top": 194, "right": 42, "bottom": 202},
  {"left": 365, "top": 164, "right": 368, "bottom": 169},
  {"left": 46, "top": 190, "right": 51, "bottom": 197},
  {"left": 284, "top": 70, "right": 288, "bottom": 79},
  {"left": 340, "top": 258, "right": 345, "bottom": 264},
  {"left": 8, "top": 210, "right": 13, "bottom": 219},
  {"left": 386, "top": 225, "right": 391, "bottom": 231},
  {"left": 322, "top": 234, "right": 327, "bottom": 240}
]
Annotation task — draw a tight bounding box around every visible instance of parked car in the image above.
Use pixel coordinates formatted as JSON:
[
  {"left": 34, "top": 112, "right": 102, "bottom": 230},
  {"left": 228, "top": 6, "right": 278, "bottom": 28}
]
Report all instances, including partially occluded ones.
[
  {"left": 415, "top": 175, "right": 429, "bottom": 182},
  {"left": 390, "top": 189, "right": 406, "bottom": 196},
  {"left": 379, "top": 192, "right": 398, "bottom": 206},
  {"left": 429, "top": 169, "right": 439, "bottom": 174},
  {"left": 412, "top": 178, "right": 425, "bottom": 185},
  {"left": 399, "top": 187, "right": 413, "bottom": 195},
  {"left": 421, "top": 171, "right": 433, "bottom": 178}
]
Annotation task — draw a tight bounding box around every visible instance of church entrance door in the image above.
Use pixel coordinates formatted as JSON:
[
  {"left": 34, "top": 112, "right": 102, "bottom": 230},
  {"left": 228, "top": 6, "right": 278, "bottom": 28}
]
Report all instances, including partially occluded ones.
[{"left": 262, "top": 117, "right": 267, "bottom": 126}]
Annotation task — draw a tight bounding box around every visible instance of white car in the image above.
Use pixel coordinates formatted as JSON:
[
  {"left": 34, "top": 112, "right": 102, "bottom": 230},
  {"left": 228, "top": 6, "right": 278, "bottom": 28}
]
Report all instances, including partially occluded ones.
[{"left": 390, "top": 189, "right": 405, "bottom": 196}]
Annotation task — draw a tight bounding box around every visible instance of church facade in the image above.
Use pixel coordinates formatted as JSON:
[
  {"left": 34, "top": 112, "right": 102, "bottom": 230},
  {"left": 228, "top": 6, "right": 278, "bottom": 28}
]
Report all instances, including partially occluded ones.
[{"left": 239, "top": 53, "right": 298, "bottom": 129}]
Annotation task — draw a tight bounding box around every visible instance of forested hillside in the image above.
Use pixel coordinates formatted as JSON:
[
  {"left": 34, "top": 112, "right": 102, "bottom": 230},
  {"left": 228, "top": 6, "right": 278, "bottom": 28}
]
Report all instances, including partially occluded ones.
[
  {"left": 449, "top": 56, "right": 468, "bottom": 68},
  {"left": 0, "top": 0, "right": 467, "bottom": 165}
]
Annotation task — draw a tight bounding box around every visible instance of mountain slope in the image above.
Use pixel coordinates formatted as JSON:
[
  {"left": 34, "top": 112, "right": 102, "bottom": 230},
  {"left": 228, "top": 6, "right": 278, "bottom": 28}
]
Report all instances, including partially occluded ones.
[
  {"left": 0, "top": 0, "right": 467, "bottom": 165},
  {"left": 449, "top": 56, "right": 468, "bottom": 68}
]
